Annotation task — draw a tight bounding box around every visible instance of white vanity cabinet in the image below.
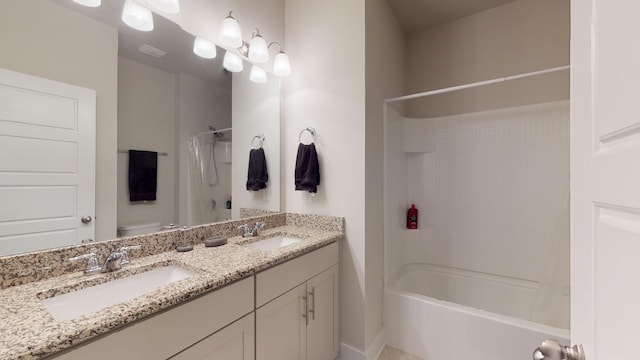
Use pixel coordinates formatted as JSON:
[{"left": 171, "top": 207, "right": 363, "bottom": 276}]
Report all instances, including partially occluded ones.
[
  {"left": 170, "top": 313, "right": 254, "bottom": 360},
  {"left": 255, "top": 243, "right": 339, "bottom": 360},
  {"left": 52, "top": 276, "right": 254, "bottom": 360}
]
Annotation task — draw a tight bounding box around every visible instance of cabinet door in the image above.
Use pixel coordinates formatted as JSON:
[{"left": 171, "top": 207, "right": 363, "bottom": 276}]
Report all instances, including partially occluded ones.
[
  {"left": 256, "top": 283, "right": 307, "bottom": 360},
  {"left": 306, "top": 265, "right": 339, "bottom": 360},
  {"left": 171, "top": 313, "right": 254, "bottom": 360}
]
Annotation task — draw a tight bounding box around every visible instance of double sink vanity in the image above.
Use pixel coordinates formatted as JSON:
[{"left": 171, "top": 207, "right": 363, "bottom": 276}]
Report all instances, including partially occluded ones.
[{"left": 0, "top": 213, "right": 343, "bottom": 359}]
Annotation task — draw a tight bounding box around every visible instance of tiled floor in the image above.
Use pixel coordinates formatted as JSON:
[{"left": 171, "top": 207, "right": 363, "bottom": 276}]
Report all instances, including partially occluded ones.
[{"left": 377, "top": 346, "right": 422, "bottom": 360}]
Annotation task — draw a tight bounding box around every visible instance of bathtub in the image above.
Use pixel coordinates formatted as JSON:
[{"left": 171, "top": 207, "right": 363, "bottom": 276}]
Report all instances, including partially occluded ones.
[{"left": 384, "top": 264, "right": 569, "bottom": 360}]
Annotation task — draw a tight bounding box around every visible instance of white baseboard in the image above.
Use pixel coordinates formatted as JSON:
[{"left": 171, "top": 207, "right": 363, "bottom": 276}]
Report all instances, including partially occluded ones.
[
  {"left": 337, "top": 328, "right": 386, "bottom": 360},
  {"left": 366, "top": 328, "right": 386, "bottom": 360}
]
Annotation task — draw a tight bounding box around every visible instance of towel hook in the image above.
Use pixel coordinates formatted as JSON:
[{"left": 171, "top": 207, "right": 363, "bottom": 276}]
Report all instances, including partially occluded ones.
[
  {"left": 298, "top": 127, "right": 316, "bottom": 144},
  {"left": 251, "top": 134, "right": 265, "bottom": 149}
]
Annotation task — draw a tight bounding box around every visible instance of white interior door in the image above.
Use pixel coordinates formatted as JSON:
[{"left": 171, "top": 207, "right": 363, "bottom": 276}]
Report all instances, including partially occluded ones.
[
  {"left": 571, "top": 0, "right": 640, "bottom": 359},
  {"left": 0, "top": 68, "right": 95, "bottom": 256}
]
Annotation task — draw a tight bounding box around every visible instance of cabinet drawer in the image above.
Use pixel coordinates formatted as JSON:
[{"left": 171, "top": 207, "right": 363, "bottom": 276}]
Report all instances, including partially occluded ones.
[
  {"left": 53, "top": 276, "right": 254, "bottom": 360},
  {"left": 256, "top": 242, "right": 338, "bottom": 308}
]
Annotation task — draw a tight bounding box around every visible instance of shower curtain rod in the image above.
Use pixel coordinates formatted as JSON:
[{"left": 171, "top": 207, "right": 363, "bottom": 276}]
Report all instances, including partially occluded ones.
[
  {"left": 196, "top": 127, "right": 232, "bottom": 136},
  {"left": 384, "top": 65, "right": 570, "bottom": 103}
]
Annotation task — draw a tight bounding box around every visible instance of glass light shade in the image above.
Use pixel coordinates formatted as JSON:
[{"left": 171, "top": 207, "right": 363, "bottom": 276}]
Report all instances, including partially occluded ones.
[
  {"left": 248, "top": 35, "right": 269, "bottom": 63},
  {"left": 223, "top": 51, "right": 243, "bottom": 72},
  {"left": 219, "top": 14, "right": 242, "bottom": 48},
  {"left": 122, "top": 0, "right": 154, "bottom": 32},
  {"left": 73, "top": 0, "right": 101, "bottom": 7},
  {"left": 193, "top": 37, "right": 217, "bottom": 59},
  {"left": 147, "top": 0, "right": 179, "bottom": 14},
  {"left": 250, "top": 65, "right": 267, "bottom": 84},
  {"left": 273, "top": 51, "right": 291, "bottom": 77}
]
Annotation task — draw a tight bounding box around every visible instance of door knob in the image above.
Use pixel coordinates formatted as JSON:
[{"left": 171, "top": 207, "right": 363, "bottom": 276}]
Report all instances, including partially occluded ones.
[
  {"left": 533, "top": 339, "right": 585, "bottom": 360},
  {"left": 81, "top": 215, "right": 93, "bottom": 224}
]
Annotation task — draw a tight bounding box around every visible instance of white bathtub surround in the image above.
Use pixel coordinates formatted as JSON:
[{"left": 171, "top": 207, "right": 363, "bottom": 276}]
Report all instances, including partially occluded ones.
[
  {"left": 385, "top": 267, "right": 569, "bottom": 360},
  {"left": 383, "top": 100, "right": 570, "bottom": 357}
]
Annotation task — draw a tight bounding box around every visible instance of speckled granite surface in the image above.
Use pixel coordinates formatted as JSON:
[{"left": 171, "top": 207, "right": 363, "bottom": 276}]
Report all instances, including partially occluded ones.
[
  {"left": 0, "top": 213, "right": 286, "bottom": 289},
  {"left": 0, "top": 213, "right": 343, "bottom": 360}
]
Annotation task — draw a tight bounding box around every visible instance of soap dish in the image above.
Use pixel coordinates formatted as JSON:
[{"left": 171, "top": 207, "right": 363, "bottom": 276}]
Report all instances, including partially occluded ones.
[
  {"left": 176, "top": 245, "right": 193, "bottom": 252},
  {"left": 205, "top": 236, "right": 228, "bottom": 247}
]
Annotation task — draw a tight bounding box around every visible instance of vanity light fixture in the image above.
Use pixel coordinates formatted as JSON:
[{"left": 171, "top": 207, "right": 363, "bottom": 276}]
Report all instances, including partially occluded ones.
[
  {"left": 193, "top": 37, "right": 217, "bottom": 59},
  {"left": 269, "top": 42, "right": 291, "bottom": 77},
  {"left": 73, "top": 0, "right": 101, "bottom": 7},
  {"left": 122, "top": 0, "right": 154, "bottom": 32},
  {"left": 219, "top": 12, "right": 243, "bottom": 48},
  {"left": 147, "top": 0, "right": 180, "bottom": 14},
  {"left": 223, "top": 51, "right": 243, "bottom": 72},
  {"left": 249, "top": 65, "right": 267, "bottom": 84},
  {"left": 248, "top": 29, "right": 269, "bottom": 63}
]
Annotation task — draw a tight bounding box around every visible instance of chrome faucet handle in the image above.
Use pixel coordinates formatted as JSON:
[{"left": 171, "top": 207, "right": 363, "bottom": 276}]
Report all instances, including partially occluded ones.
[
  {"left": 252, "top": 222, "right": 266, "bottom": 236},
  {"left": 119, "top": 245, "right": 141, "bottom": 266},
  {"left": 69, "top": 252, "right": 102, "bottom": 275},
  {"left": 238, "top": 224, "right": 251, "bottom": 237}
]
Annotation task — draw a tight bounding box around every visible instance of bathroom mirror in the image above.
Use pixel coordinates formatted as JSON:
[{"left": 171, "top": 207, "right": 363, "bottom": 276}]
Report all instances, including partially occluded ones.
[{"left": 0, "top": 0, "right": 280, "bottom": 256}]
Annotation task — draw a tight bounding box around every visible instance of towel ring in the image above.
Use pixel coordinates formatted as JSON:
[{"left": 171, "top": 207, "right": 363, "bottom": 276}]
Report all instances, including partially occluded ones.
[
  {"left": 298, "top": 127, "right": 316, "bottom": 144},
  {"left": 251, "top": 135, "right": 265, "bottom": 149}
]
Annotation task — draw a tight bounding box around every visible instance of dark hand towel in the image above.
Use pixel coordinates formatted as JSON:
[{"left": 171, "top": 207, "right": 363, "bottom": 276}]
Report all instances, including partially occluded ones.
[
  {"left": 128, "top": 150, "right": 157, "bottom": 201},
  {"left": 246, "top": 148, "right": 268, "bottom": 191},
  {"left": 295, "top": 143, "right": 320, "bottom": 193}
]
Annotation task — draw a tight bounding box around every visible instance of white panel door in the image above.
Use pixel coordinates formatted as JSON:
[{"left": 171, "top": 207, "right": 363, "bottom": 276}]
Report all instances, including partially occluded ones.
[
  {"left": 571, "top": 0, "right": 640, "bottom": 359},
  {"left": 0, "top": 68, "right": 95, "bottom": 256}
]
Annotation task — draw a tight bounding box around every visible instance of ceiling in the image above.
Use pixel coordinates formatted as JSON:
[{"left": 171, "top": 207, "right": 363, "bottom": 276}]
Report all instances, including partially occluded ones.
[
  {"left": 387, "top": 0, "right": 517, "bottom": 34},
  {"left": 50, "top": 0, "right": 228, "bottom": 85}
]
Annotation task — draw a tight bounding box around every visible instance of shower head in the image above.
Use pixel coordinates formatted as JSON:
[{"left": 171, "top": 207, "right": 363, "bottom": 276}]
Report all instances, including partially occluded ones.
[{"left": 208, "top": 126, "right": 226, "bottom": 138}]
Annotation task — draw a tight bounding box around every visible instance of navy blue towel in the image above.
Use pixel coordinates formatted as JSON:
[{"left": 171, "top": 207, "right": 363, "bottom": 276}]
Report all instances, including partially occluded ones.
[
  {"left": 246, "top": 148, "right": 268, "bottom": 191},
  {"left": 128, "top": 150, "right": 157, "bottom": 201},
  {"left": 295, "top": 143, "right": 320, "bottom": 193}
]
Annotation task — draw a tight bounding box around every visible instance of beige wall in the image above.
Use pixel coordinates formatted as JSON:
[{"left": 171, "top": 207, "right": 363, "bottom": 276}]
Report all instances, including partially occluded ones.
[
  {"left": 404, "top": 0, "right": 570, "bottom": 118},
  {"left": 117, "top": 57, "right": 176, "bottom": 228},
  {"left": 364, "top": 0, "right": 405, "bottom": 352},
  {"left": 283, "top": 0, "right": 367, "bottom": 353},
  {"left": 0, "top": 0, "right": 118, "bottom": 240}
]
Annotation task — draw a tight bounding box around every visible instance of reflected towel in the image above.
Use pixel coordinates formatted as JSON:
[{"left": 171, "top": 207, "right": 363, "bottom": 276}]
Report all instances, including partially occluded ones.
[
  {"left": 295, "top": 143, "right": 320, "bottom": 193},
  {"left": 246, "top": 148, "right": 268, "bottom": 191},
  {"left": 128, "top": 150, "right": 157, "bottom": 201}
]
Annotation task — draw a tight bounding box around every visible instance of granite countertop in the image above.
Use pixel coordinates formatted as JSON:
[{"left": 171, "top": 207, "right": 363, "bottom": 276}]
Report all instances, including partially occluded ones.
[{"left": 0, "top": 225, "right": 342, "bottom": 359}]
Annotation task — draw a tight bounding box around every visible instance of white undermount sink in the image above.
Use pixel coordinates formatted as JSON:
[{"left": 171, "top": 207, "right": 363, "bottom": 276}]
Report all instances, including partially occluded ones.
[
  {"left": 244, "top": 235, "right": 302, "bottom": 251},
  {"left": 41, "top": 265, "right": 194, "bottom": 321}
]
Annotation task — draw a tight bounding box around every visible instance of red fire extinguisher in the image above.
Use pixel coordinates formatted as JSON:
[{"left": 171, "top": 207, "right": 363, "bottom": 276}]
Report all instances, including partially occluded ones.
[{"left": 407, "top": 204, "right": 418, "bottom": 229}]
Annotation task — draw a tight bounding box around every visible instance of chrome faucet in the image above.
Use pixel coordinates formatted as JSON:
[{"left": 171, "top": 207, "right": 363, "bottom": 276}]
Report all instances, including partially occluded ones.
[
  {"left": 103, "top": 251, "right": 124, "bottom": 272},
  {"left": 238, "top": 222, "right": 266, "bottom": 237},
  {"left": 69, "top": 245, "right": 141, "bottom": 275}
]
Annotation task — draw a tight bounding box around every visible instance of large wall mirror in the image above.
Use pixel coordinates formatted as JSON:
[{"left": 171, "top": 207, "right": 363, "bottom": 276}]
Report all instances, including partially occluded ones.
[{"left": 0, "top": 0, "right": 281, "bottom": 256}]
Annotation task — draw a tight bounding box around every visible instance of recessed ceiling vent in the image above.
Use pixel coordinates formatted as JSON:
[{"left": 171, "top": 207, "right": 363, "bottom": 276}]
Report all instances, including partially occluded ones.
[{"left": 138, "top": 44, "right": 167, "bottom": 59}]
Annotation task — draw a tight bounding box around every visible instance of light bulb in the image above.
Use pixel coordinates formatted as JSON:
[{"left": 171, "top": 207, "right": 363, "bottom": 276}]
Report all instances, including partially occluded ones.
[
  {"left": 250, "top": 65, "right": 267, "bottom": 84},
  {"left": 219, "top": 12, "right": 242, "bottom": 48},
  {"left": 122, "top": 0, "right": 154, "bottom": 32},
  {"left": 248, "top": 34, "right": 269, "bottom": 63},
  {"left": 273, "top": 51, "right": 291, "bottom": 77},
  {"left": 193, "top": 37, "right": 217, "bottom": 59},
  {"left": 147, "top": 0, "right": 179, "bottom": 14},
  {"left": 73, "top": 0, "right": 101, "bottom": 7},
  {"left": 223, "top": 51, "right": 243, "bottom": 72}
]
